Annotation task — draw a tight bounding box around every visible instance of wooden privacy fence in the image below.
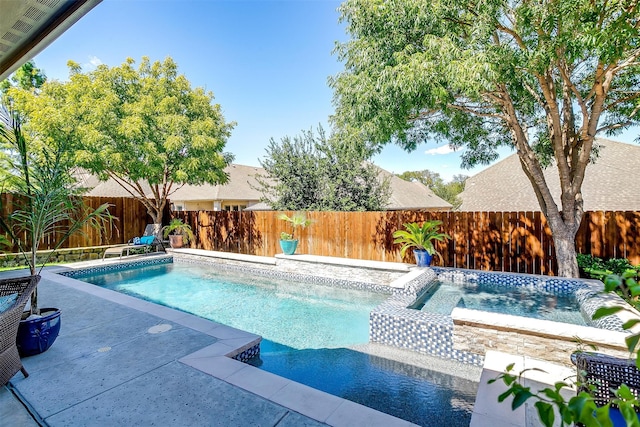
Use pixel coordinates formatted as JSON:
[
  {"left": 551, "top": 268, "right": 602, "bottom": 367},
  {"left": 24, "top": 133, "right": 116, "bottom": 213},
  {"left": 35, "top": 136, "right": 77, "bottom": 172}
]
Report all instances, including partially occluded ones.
[
  {"left": 175, "top": 210, "right": 640, "bottom": 276},
  {"left": 0, "top": 194, "right": 153, "bottom": 252}
]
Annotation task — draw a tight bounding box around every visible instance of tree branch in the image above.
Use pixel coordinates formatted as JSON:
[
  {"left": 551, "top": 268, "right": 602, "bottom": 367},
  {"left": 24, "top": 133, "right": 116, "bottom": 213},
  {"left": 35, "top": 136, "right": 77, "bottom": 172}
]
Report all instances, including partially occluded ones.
[
  {"left": 596, "top": 120, "right": 635, "bottom": 134},
  {"left": 448, "top": 103, "right": 506, "bottom": 119}
]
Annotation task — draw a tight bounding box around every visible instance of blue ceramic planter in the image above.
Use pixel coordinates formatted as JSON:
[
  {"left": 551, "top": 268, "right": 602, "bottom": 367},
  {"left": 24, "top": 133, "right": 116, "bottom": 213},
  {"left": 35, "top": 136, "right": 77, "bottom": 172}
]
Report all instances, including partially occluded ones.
[
  {"left": 280, "top": 239, "right": 299, "bottom": 255},
  {"left": 413, "top": 249, "right": 433, "bottom": 267},
  {"left": 17, "top": 308, "right": 61, "bottom": 357}
]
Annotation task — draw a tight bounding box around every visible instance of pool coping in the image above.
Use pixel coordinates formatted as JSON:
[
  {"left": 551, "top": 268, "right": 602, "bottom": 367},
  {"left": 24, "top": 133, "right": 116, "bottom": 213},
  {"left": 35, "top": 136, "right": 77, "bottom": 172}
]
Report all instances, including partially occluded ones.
[{"left": 45, "top": 254, "right": 418, "bottom": 427}]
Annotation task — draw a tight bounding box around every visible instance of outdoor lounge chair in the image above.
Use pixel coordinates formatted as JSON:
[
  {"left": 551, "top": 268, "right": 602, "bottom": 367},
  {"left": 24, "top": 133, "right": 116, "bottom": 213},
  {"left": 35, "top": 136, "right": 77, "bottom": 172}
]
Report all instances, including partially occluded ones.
[
  {"left": 102, "top": 224, "right": 166, "bottom": 260},
  {"left": 574, "top": 352, "right": 640, "bottom": 426},
  {"left": 0, "top": 275, "right": 39, "bottom": 386}
]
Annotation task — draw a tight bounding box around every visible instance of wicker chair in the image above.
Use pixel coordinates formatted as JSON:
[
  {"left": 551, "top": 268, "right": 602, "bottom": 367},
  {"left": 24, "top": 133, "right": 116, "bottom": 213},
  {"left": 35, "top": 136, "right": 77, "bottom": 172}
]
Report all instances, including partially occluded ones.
[
  {"left": 574, "top": 352, "right": 640, "bottom": 407},
  {"left": 0, "top": 275, "right": 40, "bottom": 386},
  {"left": 573, "top": 352, "right": 640, "bottom": 427}
]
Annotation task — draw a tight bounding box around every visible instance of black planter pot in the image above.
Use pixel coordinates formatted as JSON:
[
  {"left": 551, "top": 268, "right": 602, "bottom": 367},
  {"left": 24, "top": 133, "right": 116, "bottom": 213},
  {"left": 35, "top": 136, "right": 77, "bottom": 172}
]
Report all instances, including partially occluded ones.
[{"left": 17, "top": 308, "right": 61, "bottom": 357}]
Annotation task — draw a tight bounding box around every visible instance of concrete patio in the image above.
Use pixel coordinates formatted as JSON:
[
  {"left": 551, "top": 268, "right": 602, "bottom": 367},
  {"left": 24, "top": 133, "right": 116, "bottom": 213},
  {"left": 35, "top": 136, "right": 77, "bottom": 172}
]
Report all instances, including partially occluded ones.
[{"left": 2, "top": 266, "right": 416, "bottom": 427}]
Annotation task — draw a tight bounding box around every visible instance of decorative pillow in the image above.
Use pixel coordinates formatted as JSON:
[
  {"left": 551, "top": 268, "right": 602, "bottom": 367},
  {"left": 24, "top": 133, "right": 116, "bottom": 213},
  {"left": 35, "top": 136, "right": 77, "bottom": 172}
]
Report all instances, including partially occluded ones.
[
  {"left": 139, "top": 236, "right": 155, "bottom": 245},
  {"left": 0, "top": 293, "right": 18, "bottom": 314},
  {"left": 132, "top": 236, "right": 141, "bottom": 245}
]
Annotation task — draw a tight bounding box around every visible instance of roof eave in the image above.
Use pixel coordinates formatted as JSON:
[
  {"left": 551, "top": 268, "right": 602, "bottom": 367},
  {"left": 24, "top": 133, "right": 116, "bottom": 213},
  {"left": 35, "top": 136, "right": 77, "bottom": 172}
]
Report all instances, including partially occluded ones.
[{"left": 0, "top": 0, "right": 102, "bottom": 81}]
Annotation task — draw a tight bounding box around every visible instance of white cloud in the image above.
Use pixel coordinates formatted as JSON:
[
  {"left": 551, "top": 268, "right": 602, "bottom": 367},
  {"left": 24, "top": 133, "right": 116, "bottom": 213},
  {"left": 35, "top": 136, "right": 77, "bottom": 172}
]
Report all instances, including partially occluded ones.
[
  {"left": 85, "top": 56, "right": 103, "bottom": 69},
  {"left": 424, "top": 145, "right": 455, "bottom": 155}
]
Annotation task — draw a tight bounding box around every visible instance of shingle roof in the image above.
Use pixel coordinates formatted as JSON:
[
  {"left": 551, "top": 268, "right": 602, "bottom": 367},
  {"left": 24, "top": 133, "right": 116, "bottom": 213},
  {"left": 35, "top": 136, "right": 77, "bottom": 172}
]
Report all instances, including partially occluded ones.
[
  {"left": 378, "top": 168, "right": 452, "bottom": 210},
  {"left": 170, "top": 164, "right": 266, "bottom": 201},
  {"left": 458, "top": 139, "right": 640, "bottom": 211}
]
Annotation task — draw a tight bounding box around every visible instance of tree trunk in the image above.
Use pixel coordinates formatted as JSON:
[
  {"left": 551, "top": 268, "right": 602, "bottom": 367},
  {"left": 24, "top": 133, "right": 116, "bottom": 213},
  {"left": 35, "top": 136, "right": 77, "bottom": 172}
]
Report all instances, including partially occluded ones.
[{"left": 549, "top": 226, "right": 580, "bottom": 278}]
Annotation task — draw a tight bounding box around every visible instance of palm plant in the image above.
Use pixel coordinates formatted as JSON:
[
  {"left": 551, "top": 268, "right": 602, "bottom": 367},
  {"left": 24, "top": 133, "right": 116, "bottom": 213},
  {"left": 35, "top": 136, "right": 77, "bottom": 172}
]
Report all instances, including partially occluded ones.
[
  {"left": 278, "top": 212, "right": 313, "bottom": 240},
  {"left": 392, "top": 220, "right": 451, "bottom": 262},
  {"left": 0, "top": 104, "right": 113, "bottom": 315},
  {"left": 162, "top": 218, "right": 195, "bottom": 243}
]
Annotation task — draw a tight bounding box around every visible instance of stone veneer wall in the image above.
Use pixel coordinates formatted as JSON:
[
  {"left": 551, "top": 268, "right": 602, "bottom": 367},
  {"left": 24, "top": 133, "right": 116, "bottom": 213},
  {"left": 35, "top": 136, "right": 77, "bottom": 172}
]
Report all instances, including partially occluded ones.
[
  {"left": 274, "top": 257, "right": 406, "bottom": 287},
  {"left": 452, "top": 318, "right": 631, "bottom": 368},
  {"left": 172, "top": 253, "right": 399, "bottom": 294},
  {"left": 0, "top": 245, "right": 122, "bottom": 268}
]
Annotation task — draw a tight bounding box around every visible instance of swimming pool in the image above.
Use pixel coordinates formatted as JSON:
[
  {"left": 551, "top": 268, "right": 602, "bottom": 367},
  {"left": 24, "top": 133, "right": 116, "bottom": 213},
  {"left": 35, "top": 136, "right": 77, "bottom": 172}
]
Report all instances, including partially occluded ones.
[
  {"left": 75, "top": 262, "right": 385, "bottom": 349},
  {"left": 73, "top": 260, "right": 478, "bottom": 426},
  {"left": 410, "top": 279, "right": 587, "bottom": 326}
]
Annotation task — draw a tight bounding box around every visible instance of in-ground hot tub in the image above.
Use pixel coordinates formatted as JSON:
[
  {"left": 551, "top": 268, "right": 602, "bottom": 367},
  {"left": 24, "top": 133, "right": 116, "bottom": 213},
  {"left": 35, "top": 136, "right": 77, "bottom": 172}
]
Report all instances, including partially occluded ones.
[{"left": 370, "top": 267, "right": 636, "bottom": 367}]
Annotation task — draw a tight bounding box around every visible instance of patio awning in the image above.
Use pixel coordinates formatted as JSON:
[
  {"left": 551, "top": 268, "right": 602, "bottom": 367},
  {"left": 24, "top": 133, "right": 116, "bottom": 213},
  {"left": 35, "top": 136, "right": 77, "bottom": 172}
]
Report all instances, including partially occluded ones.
[{"left": 0, "top": 0, "right": 102, "bottom": 81}]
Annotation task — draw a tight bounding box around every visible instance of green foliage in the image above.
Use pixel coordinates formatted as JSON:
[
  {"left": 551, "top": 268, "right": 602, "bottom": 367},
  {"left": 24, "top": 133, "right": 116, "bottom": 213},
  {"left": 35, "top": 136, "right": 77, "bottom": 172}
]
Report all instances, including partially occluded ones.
[
  {"left": 398, "top": 170, "right": 467, "bottom": 210},
  {"left": 0, "top": 60, "right": 46, "bottom": 94},
  {"left": 331, "top": 0, "right": 640, "bottom": 277},
  {"left": 495, "top": 271, "right": 640, "bottom": 426},
  {"left": 332, "top": 0, "right": 640, "bottom": 157},
  {"left": 392, "top": 220, "right": 450, "bottom": 261},
  {"left": 13, "top": 56, "right": 235, "bottom": 225},
  {"left": 278, "top": 212, "right": 314, "bottom": 241},
  {"left": 280, "top": 232, "right": 293, "bottom": 241},
  {"left": 162, "top": 218, "right": 194, "bottom": 243},
  {"left": 577, "top": 254, "right": 639, "bottom": 281},
  {"left": 0, "top": 104, "right": 113, "bottom": 315},
  {"left": 255, "top": 126, "right": 391, "bottom": 211}
]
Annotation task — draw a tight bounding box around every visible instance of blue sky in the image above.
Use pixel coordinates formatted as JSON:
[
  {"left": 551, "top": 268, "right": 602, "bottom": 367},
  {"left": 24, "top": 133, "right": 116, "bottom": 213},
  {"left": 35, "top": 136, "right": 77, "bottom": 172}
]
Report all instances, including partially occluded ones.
[{"left": 33, "top": 0, "right": 637, "bottom": 182}]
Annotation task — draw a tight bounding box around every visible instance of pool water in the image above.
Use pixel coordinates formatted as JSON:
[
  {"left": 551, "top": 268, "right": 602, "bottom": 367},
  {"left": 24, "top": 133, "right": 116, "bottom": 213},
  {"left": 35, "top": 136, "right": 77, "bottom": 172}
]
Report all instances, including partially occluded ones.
[
  {"left": 76, "top": 262, "right": 478, "bottom": 426},
  {"left": 412, "top": 280, "right": 587, "bottom": 326},
  {"left": 77, "top": 263, "right": 385, "bottom": 349},
  {"left": 251, "top": 340, "right": 477, "bottom": 426}
]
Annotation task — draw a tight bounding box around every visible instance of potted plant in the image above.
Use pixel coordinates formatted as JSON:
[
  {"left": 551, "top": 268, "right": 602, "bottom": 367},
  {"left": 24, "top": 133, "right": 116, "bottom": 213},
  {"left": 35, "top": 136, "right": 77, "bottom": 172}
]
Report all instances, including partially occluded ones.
[
  {"left": 0, "top": 104, "right": 112, "bottom": 356},
  {"left": 162, "top": 218, "right": 194, "bottom": 249},
  {"left": 392, "top": 220, "right": 451, "bottom": 267},
  {"left": 278, "top": 212, "right": 313, "bottom": 255}
]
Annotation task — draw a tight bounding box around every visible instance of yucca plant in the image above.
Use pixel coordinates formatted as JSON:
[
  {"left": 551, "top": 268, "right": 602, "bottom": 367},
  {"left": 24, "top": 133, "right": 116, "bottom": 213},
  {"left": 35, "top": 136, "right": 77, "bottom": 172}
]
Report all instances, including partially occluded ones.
[
  {"left": 392, "top": 220, "right": 451, "bottom": 263},
  {"left": 0, "top": 104, "right": 113, "bottom": 315}
]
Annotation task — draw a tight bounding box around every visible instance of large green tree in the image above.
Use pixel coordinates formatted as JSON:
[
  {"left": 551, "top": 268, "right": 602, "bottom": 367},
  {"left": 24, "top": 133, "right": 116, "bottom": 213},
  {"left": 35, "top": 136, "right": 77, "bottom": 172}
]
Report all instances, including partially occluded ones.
[
  {"left": 15, "top": 56, "right": 234, "bottom": 226},
  {"left": 331, "top": 0, "right": 640, "bottom": 277},
  {"left": 256, "top": 126, "right": 390, "bottom": 211}
]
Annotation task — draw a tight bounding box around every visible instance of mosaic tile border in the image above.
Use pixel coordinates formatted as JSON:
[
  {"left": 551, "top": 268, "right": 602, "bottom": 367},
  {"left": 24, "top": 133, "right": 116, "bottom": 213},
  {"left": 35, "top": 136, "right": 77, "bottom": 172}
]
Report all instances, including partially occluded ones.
[
  {"left": 60, "top": 255, "right": 173, "bottom": 278},
  {"left": 370, "top": 269, "right": 484, "bottom": 366},
  {"left": 232, "top": 344, "right": 260, "bottom": 363},
  {"left": 431, "top": 267, "right": 591, "bottom": 294},
  {"left": 172, "top": 253, "right": 395, "bottom": 295}
]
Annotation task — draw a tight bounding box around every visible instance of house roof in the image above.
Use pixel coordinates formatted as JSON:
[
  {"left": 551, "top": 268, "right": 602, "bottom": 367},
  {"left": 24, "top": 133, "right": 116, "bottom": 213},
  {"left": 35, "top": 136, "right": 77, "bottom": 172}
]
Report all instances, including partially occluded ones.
[
  {"left": 378, "top": 168, "right": 452, "bottom": 210},
  {"left": 170, "top": 164, "right": 266, "bottom": 202},
  {"left": 80, "top": 164, "right": 267, "bottom": 201},
  {"left": 458, "top": 139, "right": 640, "bottom": 211},
  {"left": 0, "top": 0, "right": 102, "bottom": 80}
]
